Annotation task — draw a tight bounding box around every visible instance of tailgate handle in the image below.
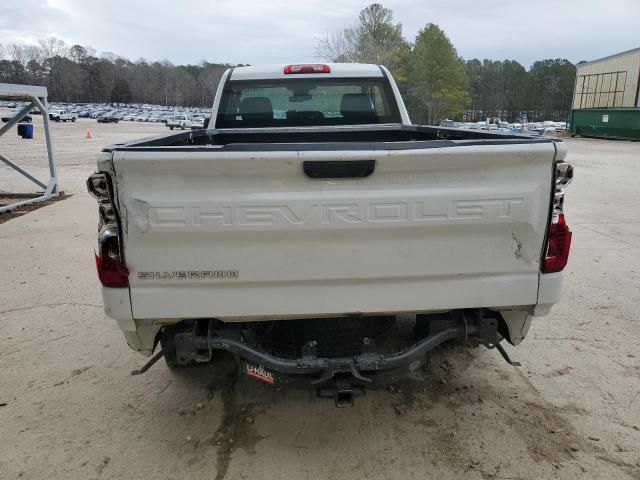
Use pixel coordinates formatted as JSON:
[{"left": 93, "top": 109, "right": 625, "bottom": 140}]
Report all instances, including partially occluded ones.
[{"left": 303, "top": 160, "right": 375, "bottom": 179}]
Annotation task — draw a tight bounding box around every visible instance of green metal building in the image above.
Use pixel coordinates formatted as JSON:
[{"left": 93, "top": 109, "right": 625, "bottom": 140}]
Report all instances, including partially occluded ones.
[{"left": 570, "top": 47, "right": 640, "bottom": 140}]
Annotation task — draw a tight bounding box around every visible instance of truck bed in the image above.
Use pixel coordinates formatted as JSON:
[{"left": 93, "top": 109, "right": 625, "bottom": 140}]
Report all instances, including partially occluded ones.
[{"left": 103, "top": 124, "right": 556, "bottom": 151}]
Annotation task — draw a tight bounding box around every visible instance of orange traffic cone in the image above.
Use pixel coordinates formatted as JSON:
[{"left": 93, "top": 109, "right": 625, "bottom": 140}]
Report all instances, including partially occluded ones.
[{"left": 85, "top": 129, "right": 92, "bottom": 139}]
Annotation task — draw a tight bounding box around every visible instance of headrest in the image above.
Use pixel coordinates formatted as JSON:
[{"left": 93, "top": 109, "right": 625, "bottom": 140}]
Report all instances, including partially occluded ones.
[
  {"left": 340, "top": 94, "right": 374, "bottom": 115},
  {"left": 240, "top": 97, "right": 273, "bottom": 117}
]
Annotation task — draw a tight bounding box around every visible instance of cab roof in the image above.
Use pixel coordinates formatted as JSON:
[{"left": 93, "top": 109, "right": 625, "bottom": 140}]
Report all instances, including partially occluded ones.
[{"left": 229, "top": 63, "right": 384, "bottom": 81}]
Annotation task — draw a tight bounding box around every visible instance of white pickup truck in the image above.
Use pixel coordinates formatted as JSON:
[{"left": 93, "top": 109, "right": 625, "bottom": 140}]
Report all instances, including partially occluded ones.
[
  {"left": 49, "top": 109, "right": 77, "bottom": 122},
  {"left": 88, "top": 63, "right": 573, "bottom": 404},
  {"left": 166, "top": 114, "right": 191, "bottom": 130}
]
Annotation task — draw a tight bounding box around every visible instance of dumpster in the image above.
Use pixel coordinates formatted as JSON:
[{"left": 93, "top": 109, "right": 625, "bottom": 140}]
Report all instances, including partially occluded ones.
[
  {"left": 17, "top": 123, "right": 33, "bottom": 139},
  {"left": 570, "top": 108, "right": 640, "bottom": 140}
]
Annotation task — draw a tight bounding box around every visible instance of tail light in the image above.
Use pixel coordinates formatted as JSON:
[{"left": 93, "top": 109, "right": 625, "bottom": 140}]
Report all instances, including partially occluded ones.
[
  {"left": 99, "top": 202, "right": 117, "bottom": 224},
  {"left": 95, "top": 229, "right": 129, "bottom": 287},
  {"left": 284, "top": 64, "right": 331, "bottom": 74},
  {"left": 542, "top": 214, "right": 572, "bottom": 273},
  {"left": 87, "top": 173, "right": 129, "bottom": 287},
  {"left": 87, "top": 173, "right": 109, "bottom": 199},
  {"left": 542, "top": 162, "right": 573, "bottom": 273}
]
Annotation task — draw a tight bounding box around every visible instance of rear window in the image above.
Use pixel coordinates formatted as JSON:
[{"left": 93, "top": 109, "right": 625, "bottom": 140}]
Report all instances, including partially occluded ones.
[{"left": 216, "top": 77, "right": 401, "bottom": 128}]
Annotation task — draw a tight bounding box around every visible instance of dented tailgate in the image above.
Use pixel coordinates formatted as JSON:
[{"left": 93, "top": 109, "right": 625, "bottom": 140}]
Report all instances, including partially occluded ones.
[{"left": 109, "top": 142, "right": 555, "bottom": 320}]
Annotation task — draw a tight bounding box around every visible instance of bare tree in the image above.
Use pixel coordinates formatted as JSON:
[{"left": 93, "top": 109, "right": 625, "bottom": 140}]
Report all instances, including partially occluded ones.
[
  {"left": 100, "top": 51, "right": 122, "bottom": 62},
  {"left": 23, "top": 45, "right": 44, "bottom": 64},
  {"left": 314, "top": 31, "right": 355, "bottom": 62},
  {"left": 7, "top": 43, "right": 27, "bottom": 64},
  {"left": 38, "top": 37, "right": 67, "bottom": 59},
  {"left": 68, "top": 45, "right": 88, "bottom": 63}
]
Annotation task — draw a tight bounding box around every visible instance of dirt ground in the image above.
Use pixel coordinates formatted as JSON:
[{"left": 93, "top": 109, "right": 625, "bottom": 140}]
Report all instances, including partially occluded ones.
[{"left": 1, "top": 116, "right": 639, "bottom": 480}]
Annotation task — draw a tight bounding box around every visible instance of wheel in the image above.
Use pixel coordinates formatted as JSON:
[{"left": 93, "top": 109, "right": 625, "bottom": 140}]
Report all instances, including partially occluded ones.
[
  {"left": 72, "top": 118, "right": 76, "bottom": 122},
  {"left": 181, "top": 125, "right": 185, "bottom": 130},
  {"left": 55, "top": 118, "right": 60, "bottom": 122},
  {"left": 170, "top": 126, "right": 174, "bottom": 130}
]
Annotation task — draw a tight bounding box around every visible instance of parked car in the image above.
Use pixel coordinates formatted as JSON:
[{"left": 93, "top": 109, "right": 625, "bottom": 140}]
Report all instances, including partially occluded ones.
[
  {"left": 1, "top": 110, "right": 32, "bottom": 123},
  {"left": 190, "top": 116, "right": 208, "bottom": 129},
  {"left": 88, "top": 63, "right": 574, "bottom": 405},
  {"left": 97, "top": 114, "right": 119, "bottom": 123}
]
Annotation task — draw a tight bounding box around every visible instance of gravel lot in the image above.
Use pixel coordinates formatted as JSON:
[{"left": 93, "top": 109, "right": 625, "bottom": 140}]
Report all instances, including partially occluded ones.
[{"left": 1, "top": 116, "right": 639, "bottom": 479}]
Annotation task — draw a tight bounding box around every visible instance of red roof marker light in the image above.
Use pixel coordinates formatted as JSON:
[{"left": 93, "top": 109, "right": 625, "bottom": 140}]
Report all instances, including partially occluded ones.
[{"left": 284, "top": 64, "right": 331, "bottom": 74}]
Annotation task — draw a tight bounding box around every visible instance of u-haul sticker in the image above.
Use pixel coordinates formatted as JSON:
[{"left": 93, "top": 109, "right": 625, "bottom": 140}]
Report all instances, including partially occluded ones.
[{"left": 245, "top": 363, "right": 274, "bottom": 384}]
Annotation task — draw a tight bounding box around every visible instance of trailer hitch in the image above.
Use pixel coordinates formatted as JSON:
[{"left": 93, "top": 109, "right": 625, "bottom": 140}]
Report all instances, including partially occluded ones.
[
  {"left": 316, "top": 376, "right": 366, "bottom": 407},
  {"left": 311, "top": 359, "right": 373, "bottom": 385}
]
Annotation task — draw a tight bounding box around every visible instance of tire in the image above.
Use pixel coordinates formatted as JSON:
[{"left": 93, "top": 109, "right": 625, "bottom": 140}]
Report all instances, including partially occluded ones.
[
  {"left": 181, "top": 126, "right": 185, "bottom": 130},
  {"left": 170, "top": 126, "right": 174, "bottom": 130},
  {"left": 72, "top": 117, "right": 76, "bottom": 122},
  {"left": 55, "top": 118, "right": 60, "bottom": 122}
]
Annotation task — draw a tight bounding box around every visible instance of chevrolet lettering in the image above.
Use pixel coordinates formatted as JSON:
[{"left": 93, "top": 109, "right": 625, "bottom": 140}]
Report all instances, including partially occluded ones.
[{"left": 145, "top": 198, "right": 527, "bottom": 230}]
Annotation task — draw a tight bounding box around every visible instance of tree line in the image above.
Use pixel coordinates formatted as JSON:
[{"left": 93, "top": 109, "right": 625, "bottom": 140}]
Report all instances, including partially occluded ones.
[
  {"left": 316, "top": 4, "right": 577, "bottom": 123},
  {"left": 1, "top": 6, "right": 577, "bottom": 122},
  {"left": 0, "top": 38, "right": 233, "bottom": 107}
]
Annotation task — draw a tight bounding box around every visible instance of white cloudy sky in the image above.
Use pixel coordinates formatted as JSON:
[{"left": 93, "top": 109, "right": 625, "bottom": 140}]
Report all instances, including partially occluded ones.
[{"left": 1, "top": 0, "right": 639, "bottom": 67}]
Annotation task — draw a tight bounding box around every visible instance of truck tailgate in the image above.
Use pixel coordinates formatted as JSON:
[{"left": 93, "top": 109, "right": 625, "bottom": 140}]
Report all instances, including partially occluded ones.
[{"left": 111, "top": 142, "right": 555, "bottom": 320}]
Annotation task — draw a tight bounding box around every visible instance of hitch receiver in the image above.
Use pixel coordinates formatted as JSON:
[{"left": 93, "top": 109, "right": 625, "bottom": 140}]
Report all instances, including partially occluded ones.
[{"left": 317, "top": 378, "right": 365, "bottom": 407}]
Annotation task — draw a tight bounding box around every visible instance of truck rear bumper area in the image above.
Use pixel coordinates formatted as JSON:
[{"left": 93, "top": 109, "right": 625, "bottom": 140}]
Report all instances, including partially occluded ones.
[
  {"left": 158, "top": 311, "right": 501, "bottom": 405},
  {"left": 129, "top": 274, "right": 540, "bottom": 320}
]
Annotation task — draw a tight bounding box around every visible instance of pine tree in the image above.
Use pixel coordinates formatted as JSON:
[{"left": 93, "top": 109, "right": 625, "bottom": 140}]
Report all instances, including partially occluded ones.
[{"left": 404, "top": 24, "right": 469, "bottom": 124}]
